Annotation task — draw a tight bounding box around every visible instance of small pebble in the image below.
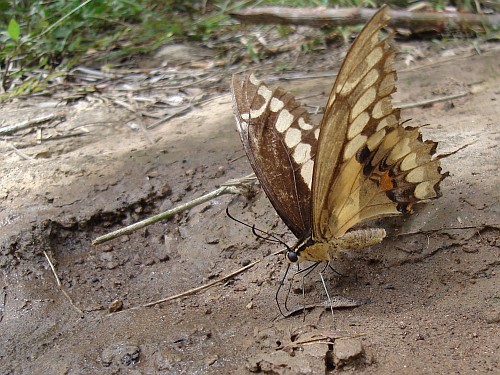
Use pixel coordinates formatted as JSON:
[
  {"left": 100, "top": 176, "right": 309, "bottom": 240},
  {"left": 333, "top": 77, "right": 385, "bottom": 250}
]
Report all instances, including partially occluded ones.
[
  {"left": 102, "top": 245, "right": 114, "bottom": 253},
  {"left": 108, "top": 299, "right": 123, "bottom": 313}
]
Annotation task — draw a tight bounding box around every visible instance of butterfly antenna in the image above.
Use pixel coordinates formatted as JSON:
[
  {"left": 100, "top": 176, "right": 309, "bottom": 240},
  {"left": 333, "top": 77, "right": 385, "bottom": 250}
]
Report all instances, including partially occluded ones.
[
  {"left": 226, "top": 206, "right": 288, "bottom": 248},
  {"left": 276, "top": 263, "right": 291, "bottom": 317}
]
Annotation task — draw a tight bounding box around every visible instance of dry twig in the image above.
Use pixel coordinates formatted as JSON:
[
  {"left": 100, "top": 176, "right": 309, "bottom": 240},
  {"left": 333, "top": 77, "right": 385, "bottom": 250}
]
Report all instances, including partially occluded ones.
[
  {"left": 92, "top": 174, "right": 257, "bottom": 246},
  {"left": 229, "top": 7, "right": 500, "bottom": 34},
  {"left": 43, "top": 251, "right": 84, "bottom": 317},
  {"left": 5, "top": 143, "right": 34, "bottom": 160},
  {"left": 107, "top": 247, "right": 282, "bottom": 315},
  {"left": 0, "top": 113, "right": 65, "bottom": 136},
  {"left": 398, "top": 92, "right": 468, "bottom": 109}
]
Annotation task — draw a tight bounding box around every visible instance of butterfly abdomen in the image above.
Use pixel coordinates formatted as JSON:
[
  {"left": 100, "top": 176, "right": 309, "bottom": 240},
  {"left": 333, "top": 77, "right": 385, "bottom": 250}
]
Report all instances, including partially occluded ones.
[{"left": 291, "top": 228, "right": 387, "bottom": 262}]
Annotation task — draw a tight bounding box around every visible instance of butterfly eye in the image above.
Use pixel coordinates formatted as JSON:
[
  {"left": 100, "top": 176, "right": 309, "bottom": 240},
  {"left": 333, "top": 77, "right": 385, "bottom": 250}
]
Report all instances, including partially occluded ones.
[{"left": 286, "top": 251, "right": 299, "bottom": 263}]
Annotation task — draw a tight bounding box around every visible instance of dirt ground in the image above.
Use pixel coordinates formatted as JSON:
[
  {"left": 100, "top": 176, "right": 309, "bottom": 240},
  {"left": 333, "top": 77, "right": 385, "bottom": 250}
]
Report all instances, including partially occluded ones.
[{"left": 1, "top": 38, "right": 499, "bottom": 374}]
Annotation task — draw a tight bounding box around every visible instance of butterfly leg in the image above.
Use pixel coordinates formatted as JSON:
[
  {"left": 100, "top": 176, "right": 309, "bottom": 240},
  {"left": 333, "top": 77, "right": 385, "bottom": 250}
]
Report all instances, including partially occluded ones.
[
  {"left": 277, "top": 262, "right": 320, "bottom": 316},
  {"left": 319, "top": 262, "right": 337, "bottom": 326}
]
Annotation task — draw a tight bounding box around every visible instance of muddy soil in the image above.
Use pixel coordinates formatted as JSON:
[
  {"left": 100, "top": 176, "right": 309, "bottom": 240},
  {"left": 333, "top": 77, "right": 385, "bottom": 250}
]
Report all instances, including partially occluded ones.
[{"left": 1, "top": 41, "right": 499, "bottom": 374}]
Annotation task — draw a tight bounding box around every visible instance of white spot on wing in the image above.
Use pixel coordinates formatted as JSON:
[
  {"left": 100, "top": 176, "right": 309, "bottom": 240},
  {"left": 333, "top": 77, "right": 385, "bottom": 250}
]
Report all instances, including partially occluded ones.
[
  {"left": 406, "top": 166, "right": 426, "bottom": 183},
  {"left": 351, "top": 87, "right": 376, "bottom": 121},
  {"left": 376, "top": 114, "right": 396, "bottom": 132},
  {"left": 275, "top": 109, "right": 294, "bottom": 133},
  {"left": 414, "top": 181, "right": 438, "bottom": 199},
  {"left": 314, "top": 129, "right": 320, "bottom": 140},
  {"left": 270, "top": 97, "right": 284, "bottom": 112},
  {"left": 348, "top": 112, "right": 369, "bottom": 140},
  {"left": 366, "top": 128, "right": 386, "bottom": 151},
  {"left": 379, "top": 72, "right": 395, "bottom": 97},
  {"left": 298, "top": 117, "right": 313, "bottom": 130},
  {"left": 284, "top": 128, "right": 302, "bottom": 148},
  {"left": 300, "top": 159, "right": 314, "bottom": 189},
  {"left": 366, "top": 47, "right": 383, "bottom": 69},
  {"left": 249, "top": 85, "right": 272, "bottom": 118},
  {"left": 387, "top": 138, "right": 411, "bottom": 164},
  {"left": 293, "top": 143, "right": 311, "bottom": 164},
  {"left": 340, "top": 48, "right": 382, "bottom": 96},
  {"left": 373, "top": 97, "right": 392, "bottom": 119},
  {"left": 344, "top": 133, "right": 367, "bottom": 160},
  {"left": 249, "top": 74, "right": 260, "bottom": 85},
  {"left": 241, "top": 113, "right": 250, "bottom": 121},
  {"left": 401, "top": 152, "right": 417, "bottom": 171}
]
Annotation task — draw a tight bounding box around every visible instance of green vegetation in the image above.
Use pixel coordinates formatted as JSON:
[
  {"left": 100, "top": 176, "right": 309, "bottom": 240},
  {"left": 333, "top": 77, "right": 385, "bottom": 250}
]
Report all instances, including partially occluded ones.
[{"left": 0, "top": 0, "right": 490, "bottom": 95}]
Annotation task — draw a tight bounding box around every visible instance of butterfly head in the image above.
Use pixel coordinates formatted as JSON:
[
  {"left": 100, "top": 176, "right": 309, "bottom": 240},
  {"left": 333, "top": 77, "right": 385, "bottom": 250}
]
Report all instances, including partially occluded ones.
[
  {"left": 286, "top": 250, "right": 299, "bottom": 263},
  {"left": 286, "top": 237, "right": 318, "bottom": 264}
]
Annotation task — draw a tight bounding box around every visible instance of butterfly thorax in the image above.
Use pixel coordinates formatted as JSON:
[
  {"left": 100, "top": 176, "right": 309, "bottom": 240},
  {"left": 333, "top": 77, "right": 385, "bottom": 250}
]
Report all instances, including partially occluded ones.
[{"left": 287, "top": 228, "right": 387, "bottom": 263}]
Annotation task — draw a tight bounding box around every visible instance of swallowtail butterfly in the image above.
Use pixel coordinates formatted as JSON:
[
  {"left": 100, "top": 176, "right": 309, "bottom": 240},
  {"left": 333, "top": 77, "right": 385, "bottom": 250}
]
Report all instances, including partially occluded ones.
[{"left": 230, "top": 6, "right": 447, "bottom": 265}]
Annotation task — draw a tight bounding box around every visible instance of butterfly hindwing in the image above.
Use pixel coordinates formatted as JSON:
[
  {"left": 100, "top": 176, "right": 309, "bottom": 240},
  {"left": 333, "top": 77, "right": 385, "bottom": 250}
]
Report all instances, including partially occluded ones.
[{"left": 231, "top": 74, "right": 320, "bottom": 238}]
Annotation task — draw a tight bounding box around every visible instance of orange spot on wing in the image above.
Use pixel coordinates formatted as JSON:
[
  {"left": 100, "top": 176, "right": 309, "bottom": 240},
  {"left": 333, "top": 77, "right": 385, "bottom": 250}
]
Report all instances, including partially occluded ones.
[{"left": 380, "top": 171, "right": 394, "bottom": 191}]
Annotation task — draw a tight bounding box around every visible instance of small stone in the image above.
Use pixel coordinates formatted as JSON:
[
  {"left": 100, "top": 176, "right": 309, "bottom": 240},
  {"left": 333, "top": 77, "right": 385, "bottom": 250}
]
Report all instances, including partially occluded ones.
[
  {"left": 205, "top": 237, "right": 219, "bottom": 245},
  {"left": 108, "top": 299, "right": 123, "bottom": 313},
  {"left": 106, "top": 262, "right": 119, "bottom": 270},
  {"left": 416, "top": 333, "right": 425, "bottom": 341},
  {"left": 241, "top": 259, "right": 251, "bottom": 267},
  {"left": 213, "top": 166, "right": 225, "bottom": 178},
  {"left": 144, "top": 257, "right": 155, "bottom": 266},
  {"left": 171, "top": 194, "right": 183, "bottom": 203},
  {"left": 333, "top": 338, "right": 364, "bottom": 367},
  {"left": 102, "top": 245, "right": 114, "bottom": 252},
  {"left": 398, "top": 321, "right": 407, "bottom": 329},
  {"left": 161, "top": 183, "right": 172, "bottom": 197},
  {"left": 246, "top": 301, "right": 254, "bottom": 309},
  {"left": 147, "top": 170, "right": 159, "bottom": 178}
]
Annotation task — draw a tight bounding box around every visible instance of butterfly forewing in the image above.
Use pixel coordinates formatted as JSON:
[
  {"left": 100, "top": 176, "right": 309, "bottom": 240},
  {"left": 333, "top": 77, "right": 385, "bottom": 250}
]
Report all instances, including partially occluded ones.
[
  {"left": 312, "top": 6, "right": 446, "bottom": 239},
  {"left": 231, "top": 74, "right": 320, "bottom": 238}
]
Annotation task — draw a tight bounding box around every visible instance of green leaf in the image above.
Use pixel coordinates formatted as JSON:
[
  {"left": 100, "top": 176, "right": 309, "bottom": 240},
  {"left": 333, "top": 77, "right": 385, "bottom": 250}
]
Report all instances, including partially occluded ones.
[{"left": 8, "top": 19, "right": 20, "bottom": 41}]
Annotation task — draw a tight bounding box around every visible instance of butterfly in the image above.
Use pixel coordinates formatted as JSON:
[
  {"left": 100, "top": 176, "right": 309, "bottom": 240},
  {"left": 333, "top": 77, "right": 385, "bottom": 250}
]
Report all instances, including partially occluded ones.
[{"left": 230, "top": 6, "right": 447, "bottom": 267}]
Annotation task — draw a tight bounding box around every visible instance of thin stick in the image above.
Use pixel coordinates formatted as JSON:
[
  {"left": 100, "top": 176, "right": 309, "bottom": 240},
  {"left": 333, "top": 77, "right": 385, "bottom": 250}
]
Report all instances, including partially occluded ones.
[
  {"left": 6, "top": 143, "right": 34, "bottom": 160},
  {"left": 146, "top": 105, "right": 192, "bottom": 129},
  {"left": 92, "top": 175, "right": 256, "bottom": 246},
  {"left": 108, "top": 247, "right": 284, "bottom": 315},
  {"left": 283, "top": 332, "right": 367, "bottom": 350},
  {"left": 395, "top": 224, "right": 490, "bottom": 237},
  {"left": 0, "top": 284, "right": 6, "bottom": 323},
  {"left": 43, "top": 251, "right": 84, "bottom": 317},
  {"left": 0, "top": 113, "right": 65, "bottom": 136},
  {"left": 398, "top": 92, "right": 468, "bottom": 109}
]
